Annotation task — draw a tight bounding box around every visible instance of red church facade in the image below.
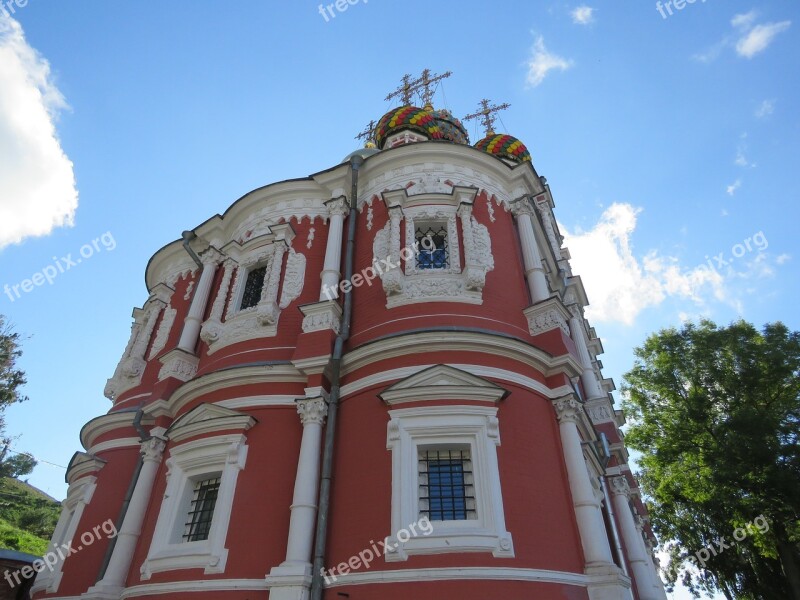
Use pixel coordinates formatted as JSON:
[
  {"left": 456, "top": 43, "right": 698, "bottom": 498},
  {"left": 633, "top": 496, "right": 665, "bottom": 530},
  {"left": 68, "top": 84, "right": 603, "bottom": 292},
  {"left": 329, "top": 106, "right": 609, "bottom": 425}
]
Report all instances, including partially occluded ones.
[{"left": 31, "top": 96, "right": 668, "bottom": 600}]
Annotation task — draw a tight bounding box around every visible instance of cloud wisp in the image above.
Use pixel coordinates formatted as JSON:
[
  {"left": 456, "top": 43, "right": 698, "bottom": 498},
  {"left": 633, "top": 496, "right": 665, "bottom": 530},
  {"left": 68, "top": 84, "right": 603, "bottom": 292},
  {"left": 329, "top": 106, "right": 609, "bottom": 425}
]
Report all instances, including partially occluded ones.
[
  {"left": 693, "top": 11, "right": 791, "bottom": 63},
  {"left": 0, "top": 13, "right": 78, "bottom": 251},
  {"left": 571, "top": 6, "right": 595, "bottom": 25},
  {"left": 526, "top": 35, "right": 573, "bottom": 87}
]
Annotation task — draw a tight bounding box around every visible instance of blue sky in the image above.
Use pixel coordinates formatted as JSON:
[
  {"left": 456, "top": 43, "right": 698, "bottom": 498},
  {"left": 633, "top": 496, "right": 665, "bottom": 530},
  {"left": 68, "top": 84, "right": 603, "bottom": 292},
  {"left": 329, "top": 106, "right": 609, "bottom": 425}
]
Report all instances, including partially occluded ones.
[{"left": 0, "top": 2, "right": 797, "bottom": 597}]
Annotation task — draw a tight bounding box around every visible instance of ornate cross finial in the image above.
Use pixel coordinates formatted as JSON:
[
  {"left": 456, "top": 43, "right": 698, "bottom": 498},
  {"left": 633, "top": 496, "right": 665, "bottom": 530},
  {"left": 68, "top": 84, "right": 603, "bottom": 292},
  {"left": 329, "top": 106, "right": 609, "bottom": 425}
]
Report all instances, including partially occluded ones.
[
  {"left": 385, "top": 74, "right": 416, "bottom": 105},
  {"left": 464, "top": 99, "right": 511, "bottom": 136},
  {"left": 385, "top": 70, "right": 452, "bottom": 108},
  {"left": 416, "top": 68, "right": 452, "bottom": 109},
  {"left": 356, "top": 119, "right": 377, "bottom": 147}
]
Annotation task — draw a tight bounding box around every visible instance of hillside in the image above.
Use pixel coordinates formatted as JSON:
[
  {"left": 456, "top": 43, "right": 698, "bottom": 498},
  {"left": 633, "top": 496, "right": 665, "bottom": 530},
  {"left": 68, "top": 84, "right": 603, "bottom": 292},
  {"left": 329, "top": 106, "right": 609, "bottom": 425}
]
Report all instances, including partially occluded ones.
[{"left": 0, "top": 478, "right": 60, "bottom": 556}]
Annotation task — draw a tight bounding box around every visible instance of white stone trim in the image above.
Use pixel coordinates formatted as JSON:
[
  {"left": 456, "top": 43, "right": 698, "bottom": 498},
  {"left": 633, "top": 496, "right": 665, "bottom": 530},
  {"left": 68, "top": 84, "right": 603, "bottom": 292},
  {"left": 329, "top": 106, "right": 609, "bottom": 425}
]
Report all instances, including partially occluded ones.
[
  {"left": 140, "top": 434, "right": 248, "bottom": 579},
  {"left": 120, "top": 579, "right": 268, "bottom": 597},
  {"left": 323, "top": 566, "right": 588, "bottom": 587},
  {"left": 378, "top": 364, "right": 508, "bottom": 405},
  {"left": 217, "top": 395, "right": 297, "bottom": 410},
  {"left": 386, "top": 405, "right": 513, "bottom": 560},
  {"left": 166, "top": 404, "right": 256, "bottom": 443},
  {"left": 341, "top": 363, "right": 573, "bottom": 402},
  {"left": 31, "top": 477, "right": 97, "bottom": 596},
  {"left": 88, "top": 437, "right": 141, "bottom": 454}
]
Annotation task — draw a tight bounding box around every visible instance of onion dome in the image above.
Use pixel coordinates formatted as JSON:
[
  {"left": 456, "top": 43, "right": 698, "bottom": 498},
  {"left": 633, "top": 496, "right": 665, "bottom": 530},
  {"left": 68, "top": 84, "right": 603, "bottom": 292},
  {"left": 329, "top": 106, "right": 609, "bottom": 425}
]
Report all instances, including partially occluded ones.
[
  {"left": 474, "top": 133, "right": 532, "bottom": 163},
  {"left": 431, "top": 109, "right": 470, "bottom": 145},
  {"left": 374, "top": 106, "right": 442, "bottom": 148}
]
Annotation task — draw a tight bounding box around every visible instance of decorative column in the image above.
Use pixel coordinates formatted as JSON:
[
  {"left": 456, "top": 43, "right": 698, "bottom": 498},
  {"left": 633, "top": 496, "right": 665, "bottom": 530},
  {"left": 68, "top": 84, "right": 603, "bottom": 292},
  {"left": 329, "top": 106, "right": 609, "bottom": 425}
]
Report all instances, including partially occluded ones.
[
  {"left": 256, "top": 242, "right": 287, "bottom": 326},
  {"left": 382, "top": 205, "right": 404, "bottom": 294},
  {"left": 566, "top": 298, "right": 605, "bottom": 400},
  {"left": 178, "top": 248, "right": 222, "bottom": 353},
  {"left": 86, "top": 429, "right": 167, "bottom": 599},
  {"left": 609, "top": 477, "right": 663, "bottom": 600},
  {"left": 200, "top": 258, "right": 236, "bottom": 344},
  {"left": 553, "top": 397, "right": 616, "bottom": 569},
  {"left": 121, "top": 300, "right": 163, "bottom": 378},
  {"left": 319, "top": 197, "right": 349, "bottom": 300},
  {"left": 266, "top": 391, "right": 328, "bottom": 600},
  {"left": 511, "top": 198, "right": 550, "bottom": 304}
]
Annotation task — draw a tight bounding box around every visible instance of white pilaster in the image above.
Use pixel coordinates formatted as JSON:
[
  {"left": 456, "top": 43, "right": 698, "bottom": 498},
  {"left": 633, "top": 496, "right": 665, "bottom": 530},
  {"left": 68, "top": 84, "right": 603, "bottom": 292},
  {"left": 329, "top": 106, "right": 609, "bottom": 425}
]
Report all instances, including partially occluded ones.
[
  {"left": 178, "top": 248, "right": 222, "bottom": 353},
  {"left": 567, "top": 304, "right": 605, "bottom": 400},
  {"left": 266, "top": 392, "right": 328, "bottom": 600},
  {"left": 511, "top": 198, "right": 550, "bottom": 303},
  {"left": 84, "top": 429, "right": 167, "bottom": 599},
  {"left": 609, "top": 476, "right": 664, "bottom": 600},
  {"left": 553, "top": 397, "right": 616, "bottom": 569},
  {"left": 320, "top": 197, "right": 349, "bottom": 300}
]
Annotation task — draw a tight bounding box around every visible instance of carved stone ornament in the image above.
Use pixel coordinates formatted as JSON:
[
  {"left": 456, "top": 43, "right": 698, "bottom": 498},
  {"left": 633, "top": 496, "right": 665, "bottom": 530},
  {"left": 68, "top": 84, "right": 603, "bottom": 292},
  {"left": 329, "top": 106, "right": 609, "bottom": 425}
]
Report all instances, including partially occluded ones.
[
  {"left": 523, "top": 298, "right": 571, "bottom": 336},
  {"left": 296, "top": 397, "right": 328, "bottom": 426},
  {"left": 158, "top": 350, "right": 199, "bottom": 382},
  {"left": 609, "top": 475, "right": 631, "bottom": 497},
  {"left": 140, "top": 436, "right": 167, "bottom": 463},
  {"left": 278, "top": 248, "right": 306, "bottom": 309},
  {"left": 300, "top": 301, "right": 342, "bottom": 334},
  {"left": 552, "top": 396, "right": 583, "bottom": 424}
]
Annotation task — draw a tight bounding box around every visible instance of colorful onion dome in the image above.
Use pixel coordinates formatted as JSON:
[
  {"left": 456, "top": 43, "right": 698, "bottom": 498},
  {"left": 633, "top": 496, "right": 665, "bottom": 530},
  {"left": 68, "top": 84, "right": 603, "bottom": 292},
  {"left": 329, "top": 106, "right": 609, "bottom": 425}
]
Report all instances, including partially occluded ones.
[
  {"left": 431, "top": 109, "right": 470, "bottom": 145},
  {"left": 474, "top": 133, "right": 532, "bottom": 163},
  {"left": 375, "top": 106, "right": 442, "bottom": 148}
]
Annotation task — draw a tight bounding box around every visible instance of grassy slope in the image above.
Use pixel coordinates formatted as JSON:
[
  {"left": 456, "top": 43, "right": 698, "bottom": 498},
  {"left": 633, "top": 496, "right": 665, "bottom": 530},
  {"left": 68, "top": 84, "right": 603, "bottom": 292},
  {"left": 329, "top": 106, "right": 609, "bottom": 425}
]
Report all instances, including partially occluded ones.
[{"left": 0, "top": 477, "right": 60, "bottom": 556}]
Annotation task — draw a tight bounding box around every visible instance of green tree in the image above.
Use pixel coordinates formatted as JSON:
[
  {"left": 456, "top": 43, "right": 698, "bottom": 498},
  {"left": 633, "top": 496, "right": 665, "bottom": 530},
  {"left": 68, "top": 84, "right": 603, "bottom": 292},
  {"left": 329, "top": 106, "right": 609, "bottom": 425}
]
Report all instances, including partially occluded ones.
[
  {"left": 0, "top": 316, "right": 35, "bottom": 479},
  {"left": 623, "top": 320, "right": 800, "bottom": 599}
]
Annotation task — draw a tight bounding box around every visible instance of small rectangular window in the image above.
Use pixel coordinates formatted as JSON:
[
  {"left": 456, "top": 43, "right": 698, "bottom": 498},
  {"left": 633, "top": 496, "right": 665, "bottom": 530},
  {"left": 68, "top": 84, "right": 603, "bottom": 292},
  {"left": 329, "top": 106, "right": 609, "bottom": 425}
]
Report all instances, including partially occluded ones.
[
  {"left": 183, "top": 476, "right": 221, "bottom": 542},
  {"left": 419, "top": 448, "right": 476, "bottom": 521},
  {"left": 240, "top": 266, "right": 267, "bottom": 310},
  {"left": 415, "top": 223, "right": 449, "bottom": 270}
]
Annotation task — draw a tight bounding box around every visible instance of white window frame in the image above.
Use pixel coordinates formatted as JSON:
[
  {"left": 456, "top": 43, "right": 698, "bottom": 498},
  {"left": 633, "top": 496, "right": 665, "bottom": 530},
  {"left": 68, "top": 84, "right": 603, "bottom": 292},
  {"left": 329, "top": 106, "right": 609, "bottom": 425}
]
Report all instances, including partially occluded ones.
[
  {"left": 386, "top": 405, "right": 514, "bottom": 561},
  {"left": 30, "top": 476, "right": 97, "bottom": 595},
  {"left": 404, "top": 207, "right": 461, "bottom": 276},
  {"left": 140, "top": 433, "right": 247, "bottom": 579}
]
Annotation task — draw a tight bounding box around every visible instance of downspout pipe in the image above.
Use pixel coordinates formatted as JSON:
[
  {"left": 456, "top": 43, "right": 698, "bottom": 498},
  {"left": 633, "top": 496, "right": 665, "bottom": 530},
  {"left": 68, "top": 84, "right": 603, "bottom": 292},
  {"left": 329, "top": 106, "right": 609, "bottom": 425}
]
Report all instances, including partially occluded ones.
[
  {"left": 601, "top": 475, "right": 629, "bottom": 577},
  {"left": 310, "top": 154, "right": 363, "bottom": 600},
  {"left": 181, "top": 230, "right": 204, "bottom": 269},
  {"left": 96, "top": 407, "right": 149, "bottom": 581}
]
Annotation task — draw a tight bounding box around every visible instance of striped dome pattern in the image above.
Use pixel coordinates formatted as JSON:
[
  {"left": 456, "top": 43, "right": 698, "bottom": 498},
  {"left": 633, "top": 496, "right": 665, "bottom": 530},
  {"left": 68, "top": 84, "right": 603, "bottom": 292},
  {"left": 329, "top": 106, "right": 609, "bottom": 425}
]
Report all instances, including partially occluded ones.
[{"left": 474, "top": 133, "right": 532, "bottom": 163}]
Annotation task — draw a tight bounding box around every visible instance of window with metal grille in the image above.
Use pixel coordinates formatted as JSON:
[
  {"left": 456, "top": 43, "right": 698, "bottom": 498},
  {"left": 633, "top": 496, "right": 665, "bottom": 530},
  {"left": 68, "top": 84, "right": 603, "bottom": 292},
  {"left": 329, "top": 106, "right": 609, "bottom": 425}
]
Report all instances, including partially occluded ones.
[
  {"left": 415, "top": 223, "right": 449, "bottom": 270},
  {"left": 239, "top": 266, "right": 267, "bottom": 310},
  {"left": 183, "top": 476, "right": 221, "bottom": 542},
  {"left": 419, "top": 448, "right": 476, "bottom": 521}
]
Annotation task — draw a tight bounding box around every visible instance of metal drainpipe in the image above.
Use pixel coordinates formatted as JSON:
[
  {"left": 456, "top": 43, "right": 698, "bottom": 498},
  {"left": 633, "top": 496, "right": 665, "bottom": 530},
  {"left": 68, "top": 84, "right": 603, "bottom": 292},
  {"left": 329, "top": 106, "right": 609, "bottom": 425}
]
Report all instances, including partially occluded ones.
[
  {"left": 309, "top": 154, "right": 363, "bottom": 600},
  {"left": 601, "top": 475, "right": 629, "bottom": 577},
  {"left": 96, "top": 408, "right": 150, "bottom": 581},
  {"left": 181, "top": 230, "right": 204, "bottom": 268}
]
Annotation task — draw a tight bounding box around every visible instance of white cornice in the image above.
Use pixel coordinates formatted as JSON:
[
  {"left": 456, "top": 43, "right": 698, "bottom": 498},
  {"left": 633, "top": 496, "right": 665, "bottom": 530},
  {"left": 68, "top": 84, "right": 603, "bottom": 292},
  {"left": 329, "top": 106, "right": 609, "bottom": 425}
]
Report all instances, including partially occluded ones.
[
  {"left": 167, "top": 403, "right": 256, "bottom": 443},
  {"left": 159, "top": 364, "right": 306, "bottom": 419},
  {"left": 88, "top": 437, "right": 140, "bottom": 455},
  {"left": 379, "top": 364, "right": 508, "bottom": 405},
  {"left": 342, "top": 330, "right": 583, "bottom": 379},
  {"left": 322, "top": 567, "right": 588, "bottom": 588},
  {"left": 80, "top": 410, "right": 151, "bottom": 451},
  {"left": 120, "top": 579, "right": 268, "bottom": 598},
  {"left": 341, "top": 363, "right": 573, "bottom": 401}
]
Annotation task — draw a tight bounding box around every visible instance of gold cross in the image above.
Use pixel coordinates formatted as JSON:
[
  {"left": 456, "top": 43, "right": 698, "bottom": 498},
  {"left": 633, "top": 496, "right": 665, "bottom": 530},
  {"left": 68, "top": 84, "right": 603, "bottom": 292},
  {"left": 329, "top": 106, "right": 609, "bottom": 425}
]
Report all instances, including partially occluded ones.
[
  {"left": 356, "top": 120, "right": 377, "bottom": 145},
  {"left": 385, "top": 70, "right": 453, "bottom": 108},
  {"left": 385, "top": 74, "right": 417, "bottom": 105},
  {"left": 464, "top": 99, "right": 511, "bottom": 136}
]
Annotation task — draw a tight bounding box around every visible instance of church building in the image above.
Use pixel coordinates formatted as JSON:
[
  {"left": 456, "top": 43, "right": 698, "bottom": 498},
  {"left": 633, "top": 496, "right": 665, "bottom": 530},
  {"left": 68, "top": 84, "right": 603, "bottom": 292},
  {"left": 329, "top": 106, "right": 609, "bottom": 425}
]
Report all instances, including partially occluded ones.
[{"left": 32, "top": 71, "right": 668, "bottom": 600}]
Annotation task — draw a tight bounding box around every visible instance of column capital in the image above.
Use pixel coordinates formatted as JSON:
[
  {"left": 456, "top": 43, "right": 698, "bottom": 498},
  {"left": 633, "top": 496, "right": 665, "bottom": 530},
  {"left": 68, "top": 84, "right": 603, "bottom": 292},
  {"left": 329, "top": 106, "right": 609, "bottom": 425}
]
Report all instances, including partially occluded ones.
[
  {"left": 140, "top": 435, "right": 167, "bottom": 463},
  {"left": 510, "top": 197, "right": 535, "bottom": 217},
  {"left": 296, "top": 397, "right": 328, "bottom": 426},
  {"left": 609, "top": 475, "right": 631, "bottom": 498},
  {"left": 552, "top": 395, "right": 583, "bottom": 424},
  {"left": 325, "top": 196, "right": 350, "bottom": 217},
  {"left": 200, "top": 247, "right": 224, "bottom": 267}
]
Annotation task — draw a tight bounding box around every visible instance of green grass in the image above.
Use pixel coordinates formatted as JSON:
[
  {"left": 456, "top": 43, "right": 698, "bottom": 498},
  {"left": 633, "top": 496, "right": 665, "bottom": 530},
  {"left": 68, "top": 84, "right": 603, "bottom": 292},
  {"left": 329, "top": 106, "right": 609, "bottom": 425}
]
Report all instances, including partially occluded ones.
[{"left": 0, "top": 477, "right": 60, "bottom": 555}]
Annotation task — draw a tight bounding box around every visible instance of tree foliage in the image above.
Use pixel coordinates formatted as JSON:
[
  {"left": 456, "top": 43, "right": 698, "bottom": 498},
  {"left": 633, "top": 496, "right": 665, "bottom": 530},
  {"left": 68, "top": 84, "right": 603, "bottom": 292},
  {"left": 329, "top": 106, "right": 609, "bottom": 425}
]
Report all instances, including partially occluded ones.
[
  {"left": 0, "top": 316, "right": 35, "bottom": 479},
  {"left": 623, "top": 320, "right": 800, "bottom": 599}
]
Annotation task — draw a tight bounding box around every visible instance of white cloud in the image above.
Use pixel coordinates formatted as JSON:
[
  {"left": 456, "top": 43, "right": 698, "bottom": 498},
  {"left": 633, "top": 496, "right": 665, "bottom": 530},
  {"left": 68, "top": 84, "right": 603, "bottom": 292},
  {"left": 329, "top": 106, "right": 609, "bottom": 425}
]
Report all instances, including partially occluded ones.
[
  {"left": 526, "top": 36, "right": 573, "bottom": 87},
  {"left": 694, "top": 13, "right": 790, "bottom": 63},
  {"left": 561, "top": 204, "right": 737, "bottom": 325},
  {"left": 0, "top": 13, "right": 77, "bottom": 250},
  {"left": 736, "top": 21, "right": 791, "bottom": 58},
  {"left": 726, "top": 180, "right": 742, "bottom": 196},
  {"left": 721, "top": 208, "right": 729, "bottom": 217},
  {"left": 571, "top": 6, "right": 595, "bottom": 25},
  {"left": 755, "top": 99, "right": 774, "bottom": 118},
  {"left": 776, "top": 254, "right": 791, "bottom": 265},
  {"left": 731, "top": 11, "right": 758, "bottom": 30}
]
